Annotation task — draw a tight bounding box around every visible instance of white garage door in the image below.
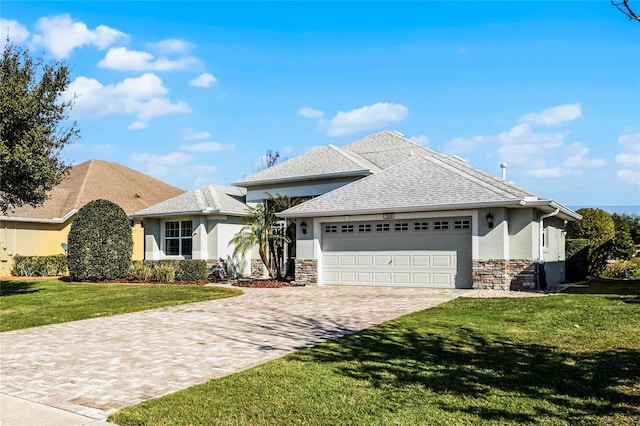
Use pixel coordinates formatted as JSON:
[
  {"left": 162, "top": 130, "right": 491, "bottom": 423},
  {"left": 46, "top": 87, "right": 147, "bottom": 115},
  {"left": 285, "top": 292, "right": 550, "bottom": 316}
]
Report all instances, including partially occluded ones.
[{"left": 322, "top": 218, "right": 472, "bottom": 288}]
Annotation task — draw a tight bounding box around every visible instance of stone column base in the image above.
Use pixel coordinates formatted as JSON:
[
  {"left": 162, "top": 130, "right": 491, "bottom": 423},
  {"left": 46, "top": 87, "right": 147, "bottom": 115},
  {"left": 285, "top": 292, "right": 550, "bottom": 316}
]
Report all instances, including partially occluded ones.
[
  {"left": 295, "top": 259, "right": 318, "bottom": 286},
  {"left": 472, "top": 259, "right": 538, "bottom": 291}
]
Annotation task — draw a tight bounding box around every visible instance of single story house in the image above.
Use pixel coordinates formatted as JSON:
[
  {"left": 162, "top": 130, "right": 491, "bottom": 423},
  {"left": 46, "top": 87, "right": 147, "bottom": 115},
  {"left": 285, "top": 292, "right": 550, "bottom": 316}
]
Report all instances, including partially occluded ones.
[
  {"left": 130, "top": 184, "right": 249, "bottom": 277},
  {"left": 135, "top": 130, "right": 581, "bottom": 290},
  {"left": 0, "top": 159, "right": 184, "bottom": 275}
]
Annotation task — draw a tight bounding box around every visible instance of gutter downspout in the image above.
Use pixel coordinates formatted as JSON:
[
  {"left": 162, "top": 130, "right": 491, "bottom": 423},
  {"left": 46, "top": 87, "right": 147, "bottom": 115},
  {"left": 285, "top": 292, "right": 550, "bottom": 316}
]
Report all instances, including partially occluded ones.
[{"left": 537, "top": 208, "right": 560, "bottom": 289}]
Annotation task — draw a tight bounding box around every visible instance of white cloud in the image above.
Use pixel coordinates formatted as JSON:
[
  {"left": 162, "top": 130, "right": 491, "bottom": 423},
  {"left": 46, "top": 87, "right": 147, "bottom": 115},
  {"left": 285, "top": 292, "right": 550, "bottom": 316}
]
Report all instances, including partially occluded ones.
[
  {"left": 64, "top": 73, "right": 191, "bottom": 128},
  {"left": 496, "top": 123, "right": 564, "bottom": 148},
  {"left": 189, "top": 73, "right": 217, "bottom": 88},
  {"left": 148, "top": 38, "right": 193, "bottom": 54},
  {"left": 498, "top": 144, "right": 548, "bottom": 168},
  {"left": 320, "top": 102, "right": 408, "bottom": 136},
  {"left": 98, "top": 46, "right": 198, "bottom": 71},
  {"left": 615, "top": 131, "right": 640, "bottom": 185},
  {"left": 94, "top": 144, "right": 115, "bottom": 154},
  {"left": 563, "top": 142, "right": 606, "bottom": 169},
  {"left": 32, "top": 14, "right": 126, "bottom": 58},
  {"left": 128, "top": 121, "right": 148, "bottom": 130},
  {"left": 410, "top": 135, "right": 430, "bottom": 146},
  {"left": 298, "top": 107, "right": 324, "bottom": 118},
  {"left": 182, "top": 142, "right": 234, "bottom": 152},
  {"left": 183, "top": 128, "right": 211, "bottom": 140},
  {"left": 130, "top": 152, "right": 192, "bottom": 176},
  {"left": 444, "top": 136, "right": 484, "bottom": 154},
  {"left": 519, "top": 103, "right": 581, "bottom": 127},
  {"left": 0, "top": 19, "right": 30, "bottom": 46}
]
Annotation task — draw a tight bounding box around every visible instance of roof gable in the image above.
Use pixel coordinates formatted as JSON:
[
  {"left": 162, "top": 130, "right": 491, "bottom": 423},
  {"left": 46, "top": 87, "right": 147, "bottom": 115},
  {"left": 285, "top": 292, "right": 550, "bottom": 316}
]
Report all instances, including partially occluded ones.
[
  {"left": 132, "top": 184, "right": 247, "bottom": 217},
  {"left": 234, "top": 144, "right": 380, "bottom": 186},
  {"left": 3, "top": 160, "right": 185, "bottom": 220}
]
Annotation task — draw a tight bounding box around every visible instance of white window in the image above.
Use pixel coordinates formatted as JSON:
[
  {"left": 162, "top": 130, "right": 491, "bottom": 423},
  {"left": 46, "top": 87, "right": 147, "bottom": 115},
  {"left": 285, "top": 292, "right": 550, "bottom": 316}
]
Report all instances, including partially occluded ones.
[
  {"left": 165, "top": 220, "right": 193, "bottom": 257},
  {"left": 414, "top": 222, "right": 429, "bottom": 231},
  {"left": 325, "top": 225, "right": 337, "bottom": 233},
  {"left": 434, "top": 221, "right": 449, "bottom": 230},
  {"left": 376, "top": 223, "right": 390, "bottom": 232},
  {"left": 454, "top": 220, "right": 470, "bottom": 229},
  {"left": 358, "top": 224, "right": 372, "bottom": 232},
  {"left": 394, "top": 223, "right": 409, "bottom": 231},
  {"left": 341, "top": 225, "right": 354, "bottom": 233}
]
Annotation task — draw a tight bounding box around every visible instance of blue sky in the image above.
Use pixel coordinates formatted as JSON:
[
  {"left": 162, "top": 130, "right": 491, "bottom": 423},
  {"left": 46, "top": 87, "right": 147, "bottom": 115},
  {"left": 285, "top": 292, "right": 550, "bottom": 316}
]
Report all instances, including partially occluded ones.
[{"left": 2, "top": 1, "right": 639, "bottom": 206}]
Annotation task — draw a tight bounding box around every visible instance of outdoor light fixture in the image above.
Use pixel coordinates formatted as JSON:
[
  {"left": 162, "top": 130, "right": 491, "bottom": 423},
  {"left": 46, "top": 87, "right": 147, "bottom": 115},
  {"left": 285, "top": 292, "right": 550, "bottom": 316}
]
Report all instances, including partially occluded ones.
[
  {"left": 486, "top": 212, "right": 494, "bottom": 228},
  {"left": 300, "top": 221, "right": 308, "bottom": 234}
]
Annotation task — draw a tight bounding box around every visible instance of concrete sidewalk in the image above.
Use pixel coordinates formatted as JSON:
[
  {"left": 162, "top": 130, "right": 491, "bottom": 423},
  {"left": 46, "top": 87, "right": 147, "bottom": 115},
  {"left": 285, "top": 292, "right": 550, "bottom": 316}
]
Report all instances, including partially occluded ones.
[
  {"left": 1, "top": 285, "right": 461, "bottom": 424},
  {"left": 0, "top": 394, "right": 112, "bottom": 426}
]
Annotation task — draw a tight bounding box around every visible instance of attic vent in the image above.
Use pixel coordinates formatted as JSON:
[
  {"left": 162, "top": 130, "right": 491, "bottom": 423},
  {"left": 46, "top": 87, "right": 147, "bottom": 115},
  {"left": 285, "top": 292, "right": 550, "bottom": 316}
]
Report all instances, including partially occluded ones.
[
  {"left": 392, "top": 130, "right": 404, "bottom": 136},
  {"left": 451, "top": 155, "right": 466, "bottom": 163}
]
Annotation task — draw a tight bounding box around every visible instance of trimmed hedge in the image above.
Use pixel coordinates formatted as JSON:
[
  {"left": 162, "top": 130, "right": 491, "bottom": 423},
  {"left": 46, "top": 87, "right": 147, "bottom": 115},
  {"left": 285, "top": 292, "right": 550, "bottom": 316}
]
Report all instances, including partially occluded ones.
[
  {"left": 601, "top": 260, "right": 640, "bottom": 280},
  {"left": 127, "top": 259, "right": 208, "bottom": 283},
  {"left": 67, "top": 199, "right": 133, "bottom": 281},
  {"left": 11, "top": 254, "right": 68, "bottom": 276}
]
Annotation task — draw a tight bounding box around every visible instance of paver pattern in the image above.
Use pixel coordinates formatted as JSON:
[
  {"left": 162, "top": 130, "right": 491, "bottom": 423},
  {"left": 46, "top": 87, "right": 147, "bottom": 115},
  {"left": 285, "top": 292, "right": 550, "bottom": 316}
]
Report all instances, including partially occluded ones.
[{"left": 1, "top": 285, "right": 460, "bottom": 420}]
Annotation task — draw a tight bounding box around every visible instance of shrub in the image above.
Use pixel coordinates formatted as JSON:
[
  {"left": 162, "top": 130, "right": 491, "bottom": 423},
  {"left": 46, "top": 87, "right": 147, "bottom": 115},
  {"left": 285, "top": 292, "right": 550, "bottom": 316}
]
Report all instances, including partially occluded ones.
[
  {"left": 152, "top": 263, "right": 175, "bottom": 283},
  {"left": 128, "top": 261, "right": 152, "bottom": 281},
  {"left": 67, "top": 199, "right": 133, "bottom": 281},
  {"left": 567, "top": 208, "right": 615, "bottom": 247},
  {"left": 613, "top": 223, "right": 636, "bottom": 260},
  {"left": 11, "top": 254, "right": 68, "bottom": 276},
  {"left": 176, "top": 259, "right": 208, "bottom": 282},
  {"left": 600, "top": 261, "right": 640, "bottom": 280}
]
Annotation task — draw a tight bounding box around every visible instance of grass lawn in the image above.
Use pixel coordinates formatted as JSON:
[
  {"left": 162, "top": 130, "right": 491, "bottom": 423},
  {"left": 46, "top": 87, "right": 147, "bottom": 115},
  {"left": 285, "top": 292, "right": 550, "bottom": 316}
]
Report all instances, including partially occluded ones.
[
  {"left": 110, "top": 284, "right": 640, "bottom": 426},
  {"left": 0, "top": 278, "right": 242, "bottom": 332}
]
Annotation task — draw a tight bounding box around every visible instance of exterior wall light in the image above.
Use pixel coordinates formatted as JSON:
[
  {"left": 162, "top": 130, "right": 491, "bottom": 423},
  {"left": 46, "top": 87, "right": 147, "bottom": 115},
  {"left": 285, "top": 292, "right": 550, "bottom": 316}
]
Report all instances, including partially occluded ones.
[
  {"left": 486, "top": 212, "right": 494, "bottom": 228},
  {"left": 300, "top": 221, "right": 308, "bottom": 234}
]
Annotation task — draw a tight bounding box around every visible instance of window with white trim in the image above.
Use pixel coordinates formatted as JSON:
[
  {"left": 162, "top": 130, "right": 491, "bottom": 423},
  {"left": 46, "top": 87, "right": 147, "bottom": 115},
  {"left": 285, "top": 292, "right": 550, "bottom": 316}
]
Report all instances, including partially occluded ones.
[
  {"left": 454, "top": 220, "right": 470, "bottom": 229},
  {"left": 325, "top": 225, "right": 337, "bottom": 233},
  {"left": 394, "top": 222, "right": 409, "bottom": 231},
  {"left": 434, "top": 221, "right": 449, "bottom": 230},
  {"left": 414, "top": 222, "right": 429, "bottom": 231},
  {"left": 358, "top": 224, "right": 372, "bottom": 232},
  {"left": 376, "top": 223, "right": 390, "bottom": 232},
  {"left": 165, "top": 220, "right": 193, "bottom": 257},
  {"left": 341, "top": 225, "right": 354, "bottom": 233}
]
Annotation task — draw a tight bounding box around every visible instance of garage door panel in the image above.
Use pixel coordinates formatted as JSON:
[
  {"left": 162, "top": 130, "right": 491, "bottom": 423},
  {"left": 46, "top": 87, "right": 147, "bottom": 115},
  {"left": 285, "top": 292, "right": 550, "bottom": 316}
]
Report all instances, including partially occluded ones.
[{"left": 322, "top": 218, "right": 472, "bottom": 288}]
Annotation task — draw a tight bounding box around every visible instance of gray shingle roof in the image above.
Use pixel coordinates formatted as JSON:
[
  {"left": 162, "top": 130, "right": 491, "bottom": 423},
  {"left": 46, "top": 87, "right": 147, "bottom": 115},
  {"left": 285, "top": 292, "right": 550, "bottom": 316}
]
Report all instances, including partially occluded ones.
[
  {"left": 280, "top": 153, "right": 580, "bottom": 220},
  {"left": 233, "top": 144, "right": 380, "bottom": 186},
  {"left": 131, "top": 184, "right": 247, "bottom": 217}
]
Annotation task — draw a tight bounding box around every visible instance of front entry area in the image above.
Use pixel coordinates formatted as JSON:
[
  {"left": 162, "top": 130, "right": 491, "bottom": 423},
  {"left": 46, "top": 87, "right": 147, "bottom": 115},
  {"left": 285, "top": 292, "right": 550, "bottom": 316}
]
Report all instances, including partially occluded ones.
[{"left": 321, "top": 217, "right": 472, "bottom": 288}]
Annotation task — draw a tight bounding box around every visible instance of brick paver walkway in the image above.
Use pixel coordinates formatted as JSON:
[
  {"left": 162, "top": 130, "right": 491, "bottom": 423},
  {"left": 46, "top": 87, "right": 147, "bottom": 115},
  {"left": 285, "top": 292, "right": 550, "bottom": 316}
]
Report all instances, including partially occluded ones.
[{"left": 0, "top": 285, "right": 460, "bottom": 420}]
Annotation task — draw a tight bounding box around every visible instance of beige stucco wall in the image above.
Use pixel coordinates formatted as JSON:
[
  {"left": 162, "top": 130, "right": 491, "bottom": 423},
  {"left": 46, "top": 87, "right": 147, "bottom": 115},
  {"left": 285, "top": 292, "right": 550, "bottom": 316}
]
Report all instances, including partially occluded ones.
[
  {"left": 0, "top": 218, "right": 143, "bottom": 276},
  {"left": 507, "top": 208, "right": 536, "bottom": 260}
]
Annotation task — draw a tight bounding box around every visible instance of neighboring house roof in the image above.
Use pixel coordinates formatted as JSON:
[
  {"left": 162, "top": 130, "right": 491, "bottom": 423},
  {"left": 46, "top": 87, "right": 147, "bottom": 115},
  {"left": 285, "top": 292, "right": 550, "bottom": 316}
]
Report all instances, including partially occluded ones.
[
  {"left": 2, "top": 160, "right": 185, "bottom": 223},
  {"left": 233, "top": 144, "right": 380, "bottom": 187},
  {"left": 280, "top": 154, "right": 580, "bottom": 221},
  {"left": 131, "top": 184, "right": 247, "bottom": 218}
]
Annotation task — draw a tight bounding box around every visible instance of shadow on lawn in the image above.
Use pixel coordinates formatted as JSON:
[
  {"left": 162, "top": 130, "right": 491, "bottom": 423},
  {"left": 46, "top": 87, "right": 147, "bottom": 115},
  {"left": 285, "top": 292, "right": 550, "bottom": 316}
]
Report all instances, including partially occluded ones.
[
  {"left": 289, "top": 324, "right": 640, "bottom": 423},
  {"left": 561, "top": 279, "right": 640, "bottom": 296},
  {"left": 0, "top": 280, "right": 43, "bottom": 296}
]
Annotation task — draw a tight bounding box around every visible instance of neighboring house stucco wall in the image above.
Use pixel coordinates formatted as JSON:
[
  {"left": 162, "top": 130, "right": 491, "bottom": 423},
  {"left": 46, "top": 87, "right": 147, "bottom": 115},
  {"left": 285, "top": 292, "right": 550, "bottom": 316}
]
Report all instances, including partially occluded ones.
[{"left": 0, "top": 218, "right": 144, "bottom": 276}]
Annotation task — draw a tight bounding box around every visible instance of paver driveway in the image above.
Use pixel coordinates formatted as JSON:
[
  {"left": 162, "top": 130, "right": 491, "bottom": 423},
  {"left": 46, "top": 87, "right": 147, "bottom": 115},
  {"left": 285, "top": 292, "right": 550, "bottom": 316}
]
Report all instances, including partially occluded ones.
[{"left": 1, "top": 285, "right": 460, "bottom": 421}]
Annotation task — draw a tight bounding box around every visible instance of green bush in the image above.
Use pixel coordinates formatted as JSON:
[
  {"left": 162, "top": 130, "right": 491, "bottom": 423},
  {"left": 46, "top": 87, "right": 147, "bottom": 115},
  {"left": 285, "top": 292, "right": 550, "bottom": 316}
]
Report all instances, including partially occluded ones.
[
  {"left": 176, "top": 259, "right": 208, "bottom": 282},
  {"left": 600, "top": 261, "right": 640, "bottom": 280},
  {"left": 11, "top": 254, "right": 68, "bottom": 276},
  {"left": 67, "top": 199, "right": 133, "bottom": 281},
  {"left": 567, "top": 208, "right": 615, "bottom": 247},
  {"left": 128, "top": 261, "right": 152, "bottom": 281},
  {"left": 152, "top": 263, "right": 175, "bottom": 283},
  {"left": 566, "top": 239, "right": 590, "bottom": 258}
]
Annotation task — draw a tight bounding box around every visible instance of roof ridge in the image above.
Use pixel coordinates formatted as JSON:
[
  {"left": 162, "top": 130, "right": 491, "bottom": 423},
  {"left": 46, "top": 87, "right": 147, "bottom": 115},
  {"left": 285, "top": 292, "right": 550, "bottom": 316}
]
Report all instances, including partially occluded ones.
[
  {"left": 415, "top": 155, "right": 523, "bottom": 200},
  {"left": 206, "top": 184, "right": 221, "bottom": 210},
  {"left": 328, "top": 145, "right": 380, "bottom": 171},
  {"left": 70, "top": 160, "right": 94, "bottom": 210}
]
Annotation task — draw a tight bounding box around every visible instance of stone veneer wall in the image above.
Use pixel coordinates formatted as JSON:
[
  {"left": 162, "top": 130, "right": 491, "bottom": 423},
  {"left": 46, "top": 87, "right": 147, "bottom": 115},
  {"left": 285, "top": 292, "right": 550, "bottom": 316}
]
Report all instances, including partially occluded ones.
[
  {"left": 472, "top": 259, "right": 538, "bottom": 291},
  {"left": 295, "top": 258, "right": 318, "bottom": 286},
  {"left": 250, "top": 259, "right": 265, "bottom": 279}
]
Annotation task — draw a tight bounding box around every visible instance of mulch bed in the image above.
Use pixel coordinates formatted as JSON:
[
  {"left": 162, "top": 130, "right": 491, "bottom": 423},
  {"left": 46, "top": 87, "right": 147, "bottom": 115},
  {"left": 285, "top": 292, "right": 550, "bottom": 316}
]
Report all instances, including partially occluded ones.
[{"left": 232, "top": 279, "right": 298, "bottom": 288}]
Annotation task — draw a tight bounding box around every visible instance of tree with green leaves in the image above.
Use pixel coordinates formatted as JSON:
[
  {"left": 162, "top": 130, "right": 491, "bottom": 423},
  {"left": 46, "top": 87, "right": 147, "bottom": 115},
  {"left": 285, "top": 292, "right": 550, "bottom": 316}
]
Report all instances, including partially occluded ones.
[
  {"left": 229, "top": 201, "right": 290, "bottom": 278},
  {"left": 0, "top": 42, "right": 78, "bottom": 214},
  {"left": 67, "top": 199, "right": 133, "bottom": 281},
  {"left": 613, "top": 222, "right": 637, "bottom": 260},
  {"left": 567, "top": 208, "right": 616, "bottom": 247}
]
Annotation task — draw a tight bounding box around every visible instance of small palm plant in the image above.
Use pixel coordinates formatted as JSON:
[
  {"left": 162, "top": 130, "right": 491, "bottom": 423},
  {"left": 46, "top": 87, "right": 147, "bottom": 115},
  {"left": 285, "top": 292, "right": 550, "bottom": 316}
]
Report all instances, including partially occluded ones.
[{"left": 229, "top": 201, "right": 290, "bottom": 278}]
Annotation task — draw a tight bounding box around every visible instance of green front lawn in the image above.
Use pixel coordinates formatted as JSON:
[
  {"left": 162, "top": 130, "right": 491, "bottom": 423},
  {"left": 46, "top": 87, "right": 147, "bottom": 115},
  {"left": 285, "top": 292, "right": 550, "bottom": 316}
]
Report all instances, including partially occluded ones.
[
  {"left": 111, "top": 291, "right": 640, "bottom": 426},
  {"left": 0, "top": 279, "right": 242, "bottom": 332}
]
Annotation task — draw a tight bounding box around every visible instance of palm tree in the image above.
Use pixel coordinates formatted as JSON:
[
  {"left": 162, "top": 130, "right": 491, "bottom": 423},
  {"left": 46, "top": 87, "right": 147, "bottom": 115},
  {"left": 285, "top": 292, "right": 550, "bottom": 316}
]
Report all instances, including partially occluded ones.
[{"left": 229, "top": 201, "right": 290, "bottom": 278}]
